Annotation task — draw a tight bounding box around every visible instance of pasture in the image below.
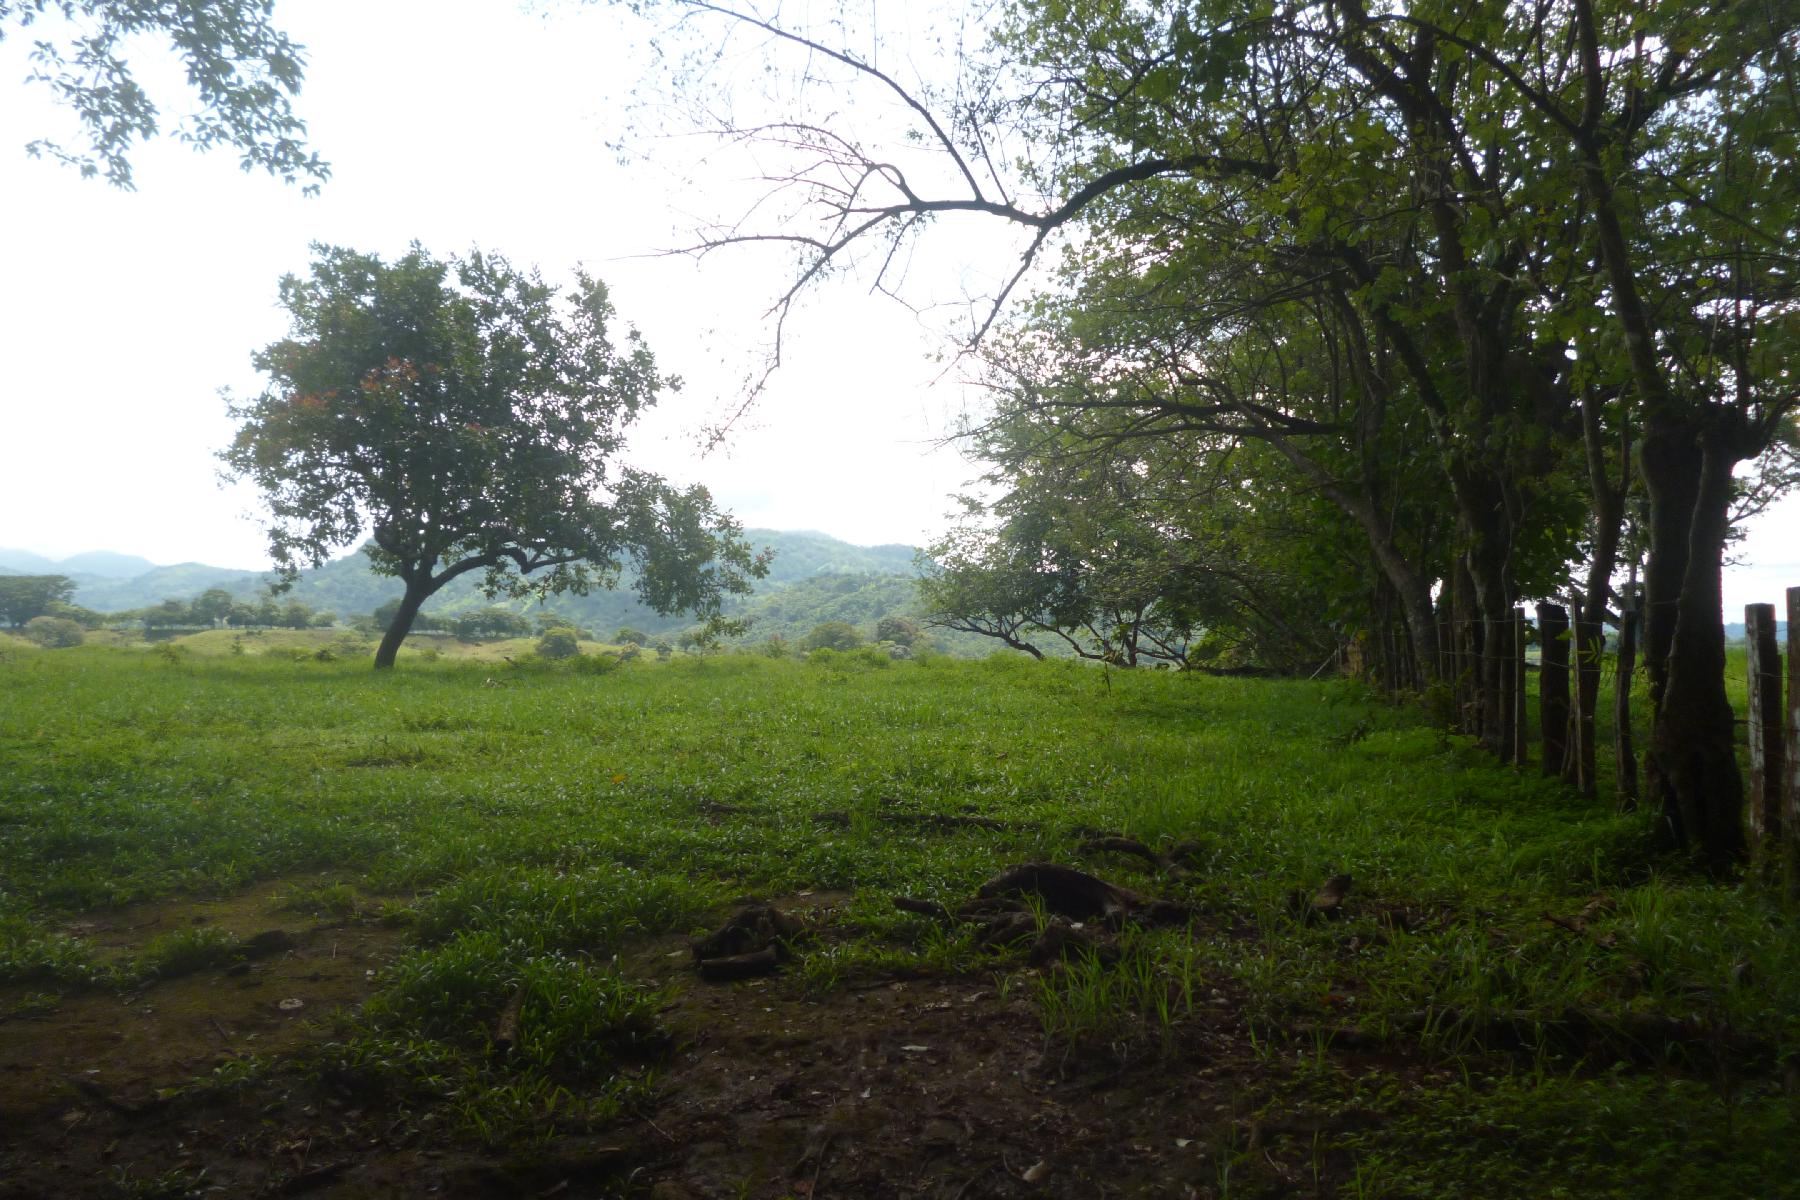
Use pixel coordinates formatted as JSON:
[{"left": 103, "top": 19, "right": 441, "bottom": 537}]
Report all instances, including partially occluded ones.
[{"left": 0, "top": 643, "right": 1793, "bottom": 1198}]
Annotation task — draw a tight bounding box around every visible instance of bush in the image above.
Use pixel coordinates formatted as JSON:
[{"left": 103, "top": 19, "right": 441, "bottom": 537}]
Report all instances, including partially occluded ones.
[
  {"left": 537, "top": 626, "right": 582, "bottom": 660},
  {"left": 22, "top": 616, "right": 84, "bottom": 648},
  {"left": 614, "top": 627, "right": 648, "bottom": 647},
  {"left": 572, "top": 652, "right": 622, "bottom": 675},
  {"left": 875, "top": 615, "right": 923, "bottom": 647},
  {"left": 802, "top": 620, "right": 863, "bottom": 652}
]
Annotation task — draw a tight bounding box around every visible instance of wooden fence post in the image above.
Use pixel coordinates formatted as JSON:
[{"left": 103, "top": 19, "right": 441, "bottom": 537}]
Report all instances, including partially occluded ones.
[
  {"left": 1746, "top": 604, "right": 1783, "bottom": 868},
  {"left": 1538, "top": 603, "right": 1569, "bottom": 778},
  {"left": 1512, "top": 607, "right": 1529, "bottom": 766},
  {"left": 1786, "top": 587, "right": 1800, "bottom": 896}
]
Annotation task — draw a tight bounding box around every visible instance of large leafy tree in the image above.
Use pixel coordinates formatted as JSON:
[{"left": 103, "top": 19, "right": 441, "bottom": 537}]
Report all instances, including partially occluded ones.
[
  {"left": 222, "top": 243, "right": 767, "bottom": 669},
  {"left": 0, "top": 574, "right": 75, "bottom": 627},
  {"left": 3, "top": 0, "right": 328, "bottom": 189}
]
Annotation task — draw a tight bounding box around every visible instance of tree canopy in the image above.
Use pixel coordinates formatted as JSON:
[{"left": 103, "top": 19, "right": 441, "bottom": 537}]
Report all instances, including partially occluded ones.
[
  {"left": 221, "top": 243, "right": 767, "bottom": 668},
  {"left": 0, "top": 574, "right": 75, "bottom": 627}
]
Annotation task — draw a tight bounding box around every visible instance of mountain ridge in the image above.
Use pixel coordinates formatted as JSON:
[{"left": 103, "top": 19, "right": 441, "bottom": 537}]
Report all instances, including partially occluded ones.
[{"left": 0, "top": 531, "right": 927, "bottom": 637}]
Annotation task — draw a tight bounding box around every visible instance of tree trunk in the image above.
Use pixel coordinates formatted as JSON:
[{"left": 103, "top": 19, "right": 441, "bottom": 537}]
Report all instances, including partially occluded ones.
[
  {"left": 1638, "top": 417, "right": 1703, "bottom": 717},
  {"left": 1538, "top": 603, "right": 1570, "bottom": 777},
  {"left": 1638, "top": 416, "right": 1703, "bottom": 815},
  {"left": 1614, "top": 586, "right": 1641, "bottom": 812},
  {"left": 373, "top": 578, "right": 434, "bottom": 670},
  {"left": 1571, "top": 390, "right": 1627, "bottom": 795},
  {"left": 1647, "top": 431, "right": 1747, "bottom": 873}
]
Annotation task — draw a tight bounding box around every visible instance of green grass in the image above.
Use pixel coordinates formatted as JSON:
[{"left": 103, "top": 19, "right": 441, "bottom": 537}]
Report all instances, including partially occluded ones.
[{"left": 1, "top": 646, "right": 1793, "bottom": 1193}]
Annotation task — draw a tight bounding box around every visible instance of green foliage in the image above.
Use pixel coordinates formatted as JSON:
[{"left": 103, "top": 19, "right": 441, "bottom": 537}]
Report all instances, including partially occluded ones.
[
  {"left": 22, "top": 615, "right": 83, "bottom": 648},
  {"left": 0, "top": 915, "right": 101, "bottom": 986},
  {"left": 614, "top": 627, "right": 648, "bottom": 646},
  {"left": 802, "top": 620, "right": 863, "bottom": 652},
  {"left": 452, "top": 607, "right": 532, "bottom": 642},
  {"left": 6, "top": 0, "right": 329, "bottom": 190},
  {"left": 535, "top": 625, "right": 581, "bottom": 660},
  {"left": 0, "top": 574, "right": 75, "bottom": 627},
  {"left": 42, "top": 600, "right": 103, "bottom": 629},
  {"left": 874, "top": 615, "right": 923, "bottom": 647}
]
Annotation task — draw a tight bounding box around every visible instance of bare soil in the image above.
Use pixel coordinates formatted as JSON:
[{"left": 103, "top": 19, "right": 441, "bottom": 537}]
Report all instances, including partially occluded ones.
[{"left": 0, "top": 886, "right": 1395, "bottom": 1199}]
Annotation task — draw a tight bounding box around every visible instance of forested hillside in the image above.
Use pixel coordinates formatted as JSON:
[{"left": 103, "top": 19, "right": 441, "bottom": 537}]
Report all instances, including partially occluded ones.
[{"left": 0, "top": 532, "right": 943, "bottom": 646}]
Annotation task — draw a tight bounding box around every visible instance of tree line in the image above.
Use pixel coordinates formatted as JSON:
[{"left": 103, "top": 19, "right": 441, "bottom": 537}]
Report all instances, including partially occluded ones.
[{"left": 626, "top": 0, "right": 1799, "bottom": 873}]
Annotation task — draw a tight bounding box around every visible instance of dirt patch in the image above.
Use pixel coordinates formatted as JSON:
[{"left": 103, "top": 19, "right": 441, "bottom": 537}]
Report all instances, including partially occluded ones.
[
  {"left": 0, "top": 887, "right": 1392, "bottom": 1198},
  {"left": 0, "top": 884, "right": 409, "bottom": 1197}
]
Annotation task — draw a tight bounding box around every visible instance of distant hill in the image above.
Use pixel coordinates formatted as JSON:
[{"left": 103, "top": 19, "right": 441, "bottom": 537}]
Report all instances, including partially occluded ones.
[
  {"left": 1725, "top": 621, "right": 1790, "bottom": 643},
  {"left": 0, "top": 531, "right": 949, "bottom": 644},
  {"left": 0, "top": 549, "right": 64, "bottom": 575}
]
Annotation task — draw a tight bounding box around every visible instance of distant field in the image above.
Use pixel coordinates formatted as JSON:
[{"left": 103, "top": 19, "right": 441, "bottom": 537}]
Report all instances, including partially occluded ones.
[{"left": 0, "top": 648, "right": 1792, "bottom": 1197}]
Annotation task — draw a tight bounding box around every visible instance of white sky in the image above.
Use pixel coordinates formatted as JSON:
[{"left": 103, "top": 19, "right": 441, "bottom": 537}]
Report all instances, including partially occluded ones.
[
  {"left": 0, "top": 0, "right": 1794, "bottom": 616},
  {"left": 0, "top": 0, "right": 996, "bottom": 568}
]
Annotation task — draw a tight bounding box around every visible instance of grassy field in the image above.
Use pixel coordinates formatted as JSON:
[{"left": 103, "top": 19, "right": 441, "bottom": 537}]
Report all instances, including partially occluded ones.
[{"left": 0, "top": 639, "right": 1793, "bottom": 1198}]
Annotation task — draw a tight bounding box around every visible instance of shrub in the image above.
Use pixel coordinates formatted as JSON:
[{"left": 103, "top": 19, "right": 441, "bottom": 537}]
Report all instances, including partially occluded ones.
[
  {"left": 875, "top": 615, "right": 923, "bottom": 647},
  {"left": 537, "top": 626, "right": 581, "bottom": 660},
  {"left": 572, "top": 651, "right": 623, "bottom": 675},
  {"left": 22, "top": 616, "right": 84, "bottom": 648},
  {"left": 802, "top": 620, "right": 862, "bottom": 652}
]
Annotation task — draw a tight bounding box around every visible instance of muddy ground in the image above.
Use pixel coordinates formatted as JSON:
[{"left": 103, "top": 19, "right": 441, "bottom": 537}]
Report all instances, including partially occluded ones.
[{"left": 0, "top": 886, "right": 1399, "bottom": 1199}]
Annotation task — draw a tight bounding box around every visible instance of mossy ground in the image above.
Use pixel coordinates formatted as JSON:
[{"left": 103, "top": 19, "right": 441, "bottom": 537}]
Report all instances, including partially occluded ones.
[{"left": 0, "top": 647, "right": 1792, "bottom": 1197}]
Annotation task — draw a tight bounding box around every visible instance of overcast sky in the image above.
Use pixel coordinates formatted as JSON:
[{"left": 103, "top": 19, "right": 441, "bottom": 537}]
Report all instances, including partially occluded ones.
[{"left": 0, "top": 0, "right": 1794, "bottom": 614}]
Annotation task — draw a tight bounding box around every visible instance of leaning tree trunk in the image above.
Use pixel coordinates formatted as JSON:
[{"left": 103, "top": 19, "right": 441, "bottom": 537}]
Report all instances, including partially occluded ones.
[
  {"left": 374, "top": 578, "right": 434, "bottom": 670},
  {"left": 1614, "top": 583, "right": 1641, "bottom": 812},
  {"left": 1569, "top": 391, "right": 1628, "bottom": 796},
  {"left": 1646, "top": 428, "right": 1747, "bottom": 873}
]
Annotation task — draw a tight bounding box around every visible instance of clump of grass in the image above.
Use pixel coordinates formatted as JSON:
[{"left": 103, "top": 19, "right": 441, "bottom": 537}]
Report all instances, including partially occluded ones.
[
  {"left": 133, "top": 927, "right": 242, "bottom": 980},
  {"left": 272, "top": 881, "right": 365, "bottom": 920},
  {"left": 1034, "top": 928, "right": 1203, "bottom": 1046},
  {"left": 324, "top": 929, "right": 665, "bottom": 1147},
  {"left": 0, "top": 915, "right": 103, "bottom": 986}
]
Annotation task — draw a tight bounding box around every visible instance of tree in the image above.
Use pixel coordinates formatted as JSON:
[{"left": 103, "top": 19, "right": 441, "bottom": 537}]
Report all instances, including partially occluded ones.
[
  {"left": 803, "top": 621, "right": 862, "bottom": 652},
  {"left": 189, "top": 588, "right": 236, "bottom": 626},
  {"left": 0, "top": 574, "right": 75, "bottom": 627},
  {"left": 221, "top": 243, "right": 768, "bottom": 668},
  {"left": 874, "top": 615, "right": 922, "bottom": 648},
  {"left": 5, "top": 0, "right": 329, "bottom": 190},
  {"left": 450, "top": 607, "right": 532, "bottom": 642},
  {"left": 614, "top": 626, "right": 649, "bottom": 646},
  {"left": 44, "top": 599, "right": 103, "bottom": 629}
]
